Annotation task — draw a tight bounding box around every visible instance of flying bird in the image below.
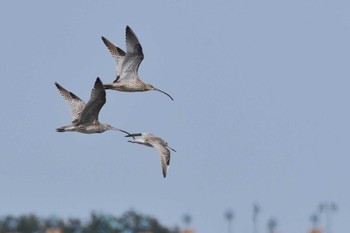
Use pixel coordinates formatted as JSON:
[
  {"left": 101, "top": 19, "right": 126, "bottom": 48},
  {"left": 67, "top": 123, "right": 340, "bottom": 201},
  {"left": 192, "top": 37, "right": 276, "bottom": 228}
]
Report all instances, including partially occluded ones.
[
  {"left": 101, "top": 26, "right": 174, "bottom": 100},
  {"left": 126, "top": 132, "right": 176, "bottom": 178},
  {"left": 55, "top": 77, "right": 131, "bottom": 135}
]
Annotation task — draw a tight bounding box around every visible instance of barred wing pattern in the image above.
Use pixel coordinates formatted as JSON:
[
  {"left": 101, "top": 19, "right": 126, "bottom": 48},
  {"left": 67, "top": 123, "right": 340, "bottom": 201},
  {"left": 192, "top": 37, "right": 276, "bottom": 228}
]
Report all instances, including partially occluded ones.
[
  {"left": 55, "top": 82, "right": 86, "bottom": 123},
  {"left": 119, "top": 26, "right": 144, "bottom": 80},
  {"left": 146, "top": 136, "right": 170, "bottom": 177},
  {"left": 101, "top": 36, "right": 126, "bottom": 80}
]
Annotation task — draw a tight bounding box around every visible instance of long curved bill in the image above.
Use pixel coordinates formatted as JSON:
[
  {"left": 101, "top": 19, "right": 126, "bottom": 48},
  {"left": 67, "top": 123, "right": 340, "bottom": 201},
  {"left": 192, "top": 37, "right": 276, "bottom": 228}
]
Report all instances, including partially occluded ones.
[
  {"left": 154, "top": 88, "right": 174, "bottom": 101},
  {"left": 125, "top": 133, "right": 142, "bottom": 138},
  {"left": 111, "top": 127, "right": 135, "bottom": 139},
  {"left": 168, "top": 146, "right": 176, "bottom": 152}
]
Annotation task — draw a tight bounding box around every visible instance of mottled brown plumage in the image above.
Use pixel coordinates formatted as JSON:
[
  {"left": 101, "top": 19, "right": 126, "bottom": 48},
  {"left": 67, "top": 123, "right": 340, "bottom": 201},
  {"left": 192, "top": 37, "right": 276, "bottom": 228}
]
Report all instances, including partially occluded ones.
[
  {"left": 102, "top": 26, "right": 173, "bottom": 100},
  {"left": 55, "top": 77, "right": 131, "bottom": 135}
]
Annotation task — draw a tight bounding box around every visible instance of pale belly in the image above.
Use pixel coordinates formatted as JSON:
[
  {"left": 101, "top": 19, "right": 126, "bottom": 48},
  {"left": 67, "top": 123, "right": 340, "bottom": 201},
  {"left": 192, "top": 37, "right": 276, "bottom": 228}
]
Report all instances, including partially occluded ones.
[
  {"left": 63, "top": 125, "right": 103, "bottom": 134},
  {"left": 76, "top": 125, "right": 103, "bottom": 134},
  {"left": 104, "top": 81, "right": 146, "bottom": 92}
]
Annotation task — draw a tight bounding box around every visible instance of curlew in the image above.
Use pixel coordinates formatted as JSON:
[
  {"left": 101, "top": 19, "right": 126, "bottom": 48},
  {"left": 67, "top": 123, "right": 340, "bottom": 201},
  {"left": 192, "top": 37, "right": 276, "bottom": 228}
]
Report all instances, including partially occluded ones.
[
  {"left": 101, "top": 26, "right": 174, "bottom": 100},
  {"left": 126, "top": 132, "right": 176, "bottom": 178},
  {"left": 55, "top": 77, "right": 131, "bottom": 135}
]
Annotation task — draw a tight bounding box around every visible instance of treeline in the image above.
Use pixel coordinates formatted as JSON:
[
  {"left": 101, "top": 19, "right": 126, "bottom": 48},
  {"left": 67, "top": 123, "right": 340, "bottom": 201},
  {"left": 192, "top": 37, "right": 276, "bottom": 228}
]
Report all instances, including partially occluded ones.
[{"left": 0, "top": 209, "right": 179, "bottom": 233}]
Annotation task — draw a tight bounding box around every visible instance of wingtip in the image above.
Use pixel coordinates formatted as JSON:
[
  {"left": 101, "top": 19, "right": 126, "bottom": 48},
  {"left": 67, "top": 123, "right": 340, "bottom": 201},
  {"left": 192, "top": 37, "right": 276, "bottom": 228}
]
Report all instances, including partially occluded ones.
[
  {"left": 96, "top": 77, "right": 103, "bottom": 84},
  {"left": 54, "top": 82, "right": 62, "bottom": 90},
  {"left": 126, "top": 25, "right": 134, "bottom": 35},
  {"left": 101, "top": 36, "right": 108, "bottom": 44}
]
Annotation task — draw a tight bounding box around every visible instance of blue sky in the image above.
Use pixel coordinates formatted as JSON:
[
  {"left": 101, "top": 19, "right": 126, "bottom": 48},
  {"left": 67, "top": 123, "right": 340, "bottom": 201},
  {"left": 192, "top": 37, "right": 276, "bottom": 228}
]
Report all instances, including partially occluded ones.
[{"left": 0, "top": 1, "right": 349, "bottom": 233}]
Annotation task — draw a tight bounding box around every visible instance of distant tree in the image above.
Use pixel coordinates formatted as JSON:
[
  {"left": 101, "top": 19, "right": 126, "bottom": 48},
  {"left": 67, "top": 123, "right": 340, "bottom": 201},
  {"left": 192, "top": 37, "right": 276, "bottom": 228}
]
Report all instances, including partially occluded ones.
[
  {"left": 64, "top": 218, "right": 83, "bottom": 233},
  {"left": 318, "top": 202, "right": 338, "bottom": 233},
  {"left": 146, "top": 217, "right": 175, "bottom": 233},
  {"left": 82, "top": 212, "right": 120, "bottom": 233},
  {"left": 310, "top": 213, "right": 319, "bottom": 229},
  {"left": 43, "top": 215, "right": 65, "bottom": 229},
  {"left": 252, "top": 204, "right": 260, "bottom": 233},
  {"left": 0, "top": 210, "right": 178, "bottom": 233},
  {"left": 17, "top": 214, "right": 41, "bottom": 232},
  {"left": 117, "top": 209, "right": 178, "bottom": 233},
  {"left": 0, "top": 215, "right": 18, "bottom": 233},
  {"left": 224, "top": 209, "right": 234, "bottom": 233},
  {"left": 182, "top": 214, "right": 192, "bottom": 229},
  {"left": 267, "top": 218, "right": 277, "bottom": 233},
  {"left": 118, "top": 209, "right": 143, "bottom": 232}
]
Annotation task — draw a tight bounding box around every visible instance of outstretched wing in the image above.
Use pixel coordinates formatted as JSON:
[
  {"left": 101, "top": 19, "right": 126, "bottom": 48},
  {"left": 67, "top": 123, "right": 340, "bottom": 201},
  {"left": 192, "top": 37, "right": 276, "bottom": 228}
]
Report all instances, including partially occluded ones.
[
  {"left": 55, "top": 82, "right": 85, "bottom": 123},
  {"left": 79, "top": 77, "right": 106, "bottom": 125},
  {"left": 119, "top": 26, "right": 144, "bottom": 81},
  {"left": 101, "top": 36, "right": 126, "bottom": 81},
  {"left": 147, "top": 138, "right": 171, "bottom": 178}
]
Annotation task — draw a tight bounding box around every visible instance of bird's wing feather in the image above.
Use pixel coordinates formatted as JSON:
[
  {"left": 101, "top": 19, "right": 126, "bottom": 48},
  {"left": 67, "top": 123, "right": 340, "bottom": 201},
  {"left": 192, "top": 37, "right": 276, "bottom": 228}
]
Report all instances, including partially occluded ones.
[
  {"left": 119, "top": 26, "right": 144, "bottom": 81},
  {"left": 147, "top": 138, "right": 171, "bottom": 177},
  {"left": 101, "top": 36, "right": 126, "bottom": 79},
  {"left": 79, "top": 78, "right": 106, "bottom": 125},
  {"left": 55, "top": 82, "right": 86, "bottom": 123}
]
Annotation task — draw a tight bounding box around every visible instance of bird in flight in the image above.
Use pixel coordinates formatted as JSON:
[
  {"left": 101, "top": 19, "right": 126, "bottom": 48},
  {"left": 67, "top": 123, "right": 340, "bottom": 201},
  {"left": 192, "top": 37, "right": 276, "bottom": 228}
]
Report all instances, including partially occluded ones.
[
  {"left": 101, "top": 26, "right": 174, "bottom": 100},
  {"left": 126, "top": 132, "right": 176, "bottom": 177},
  {"left": 55, "top": 77, "right": 132, "bottom": 136}
]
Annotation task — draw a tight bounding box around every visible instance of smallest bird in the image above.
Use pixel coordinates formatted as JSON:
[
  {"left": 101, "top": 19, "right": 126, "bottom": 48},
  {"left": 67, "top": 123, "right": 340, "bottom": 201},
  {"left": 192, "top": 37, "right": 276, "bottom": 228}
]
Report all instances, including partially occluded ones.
[{"left": 126, "top": 132, "right": 176, "bottom": 178}]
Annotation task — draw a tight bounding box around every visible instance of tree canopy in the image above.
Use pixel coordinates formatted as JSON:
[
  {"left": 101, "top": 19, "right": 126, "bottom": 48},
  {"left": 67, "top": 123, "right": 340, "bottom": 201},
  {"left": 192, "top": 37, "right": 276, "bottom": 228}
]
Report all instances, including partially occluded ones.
[{"left": 0, "top": 210, "right": 179, "bottom": 233}]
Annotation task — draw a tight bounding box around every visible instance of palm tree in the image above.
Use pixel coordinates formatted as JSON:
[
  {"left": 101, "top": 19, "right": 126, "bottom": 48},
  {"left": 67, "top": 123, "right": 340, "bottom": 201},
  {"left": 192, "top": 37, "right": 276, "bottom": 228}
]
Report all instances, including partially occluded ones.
[
  {"left": 318, "top": 202, "right": 338, "bottom": 233},
  {"left": 309, "top": 213, "right": 319, "bottom": 230},
  {"left": 267, "top": 218, "right": 277, "bottom": 233},
  {"left": 224, "top": 209, "right": 234, "bottom": 233},
  {"left": 252, "top": 204, "right": 260, "bottom": 233},
  {"left": 182, "top": 214, "right": 192, "bottom": 230}
]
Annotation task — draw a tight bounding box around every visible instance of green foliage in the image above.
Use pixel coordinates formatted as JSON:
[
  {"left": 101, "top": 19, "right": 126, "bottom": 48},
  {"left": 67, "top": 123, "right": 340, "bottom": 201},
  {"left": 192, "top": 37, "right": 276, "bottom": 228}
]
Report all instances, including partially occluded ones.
[
  {"left": 17, "top": 214, "right": 40, "bottom": 232},
  {"left": 0, "top": 215, "right": 17, "bottom": 233},
  {"left": 82, "top": 212, "right": 120, "bottom": 233},
  {"left": 0, "top": 210, "right": 178, "bottom": 233},
  {"left": 117, "top": 210, "right": 177, "bottom": 233},
  {"left": 64, "top": 218, "right": 82, "bottom": 233}
]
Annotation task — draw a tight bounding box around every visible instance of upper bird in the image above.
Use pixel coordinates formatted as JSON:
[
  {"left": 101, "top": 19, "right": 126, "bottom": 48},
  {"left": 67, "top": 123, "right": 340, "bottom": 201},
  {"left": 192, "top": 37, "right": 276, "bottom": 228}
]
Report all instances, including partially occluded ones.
[
  {"left": 55, "top": 77, "right": 131, "bottom": 135},
  {"left": 101, "top": 26, "right": 174, "bottom": 101},
  {"left": 126, "top": 132, "right": 176, "bottom": 178}
]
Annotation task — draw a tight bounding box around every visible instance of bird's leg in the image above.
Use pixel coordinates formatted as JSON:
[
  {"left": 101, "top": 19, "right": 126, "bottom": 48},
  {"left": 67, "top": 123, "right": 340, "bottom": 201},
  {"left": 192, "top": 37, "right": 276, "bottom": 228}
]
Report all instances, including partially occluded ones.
[{"left": 113, "top": 76, "right": 120, "bottom": 83}]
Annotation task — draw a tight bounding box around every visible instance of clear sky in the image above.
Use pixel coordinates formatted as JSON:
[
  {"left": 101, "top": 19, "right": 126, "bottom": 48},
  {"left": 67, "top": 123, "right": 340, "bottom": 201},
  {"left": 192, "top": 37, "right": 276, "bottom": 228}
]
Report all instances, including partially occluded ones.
[{"left": 0, "top": 1, "right": 349, "bottom": 233}]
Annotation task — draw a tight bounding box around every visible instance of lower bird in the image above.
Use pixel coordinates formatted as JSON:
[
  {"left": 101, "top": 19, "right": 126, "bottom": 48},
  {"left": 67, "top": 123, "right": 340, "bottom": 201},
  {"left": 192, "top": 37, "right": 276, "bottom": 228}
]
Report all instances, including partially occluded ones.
[
  {"left": 126, "top": 132, "right": 176, "bottom": 178},
  {"left": 55, "top": 77, "right": 131, "bottom": 136}
]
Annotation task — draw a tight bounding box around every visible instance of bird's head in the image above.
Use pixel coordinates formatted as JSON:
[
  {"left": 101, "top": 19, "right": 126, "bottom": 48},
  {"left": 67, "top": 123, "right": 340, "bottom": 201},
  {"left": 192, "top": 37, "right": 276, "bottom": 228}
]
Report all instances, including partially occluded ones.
[{"left": 145, "top": 83, "right": 155, "bottom": 91}]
